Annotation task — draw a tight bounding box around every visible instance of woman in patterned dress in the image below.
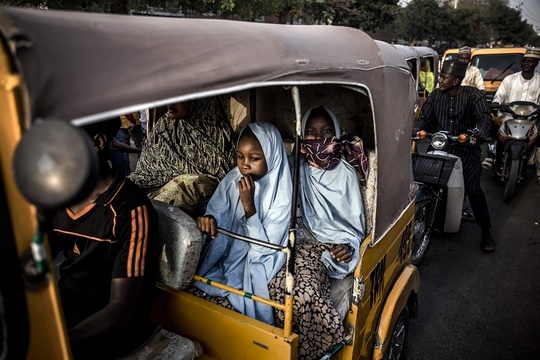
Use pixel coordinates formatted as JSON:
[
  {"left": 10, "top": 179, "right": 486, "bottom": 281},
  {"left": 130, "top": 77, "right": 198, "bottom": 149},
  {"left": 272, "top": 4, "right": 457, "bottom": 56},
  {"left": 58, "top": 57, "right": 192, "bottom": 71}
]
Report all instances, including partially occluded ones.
[{"left": 269, "top": 105, "right": 367, "bottom": 360}]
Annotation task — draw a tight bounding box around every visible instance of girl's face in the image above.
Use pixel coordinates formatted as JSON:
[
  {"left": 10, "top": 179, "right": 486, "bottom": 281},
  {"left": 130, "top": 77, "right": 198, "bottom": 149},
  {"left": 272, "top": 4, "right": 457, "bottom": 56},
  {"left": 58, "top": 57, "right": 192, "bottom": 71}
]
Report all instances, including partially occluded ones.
[
  {"left": 237, "top": 132, "right": 268, "bottom": 180},
  {"left": 304, "top": 115, "right": 336, "bottom": 139}
]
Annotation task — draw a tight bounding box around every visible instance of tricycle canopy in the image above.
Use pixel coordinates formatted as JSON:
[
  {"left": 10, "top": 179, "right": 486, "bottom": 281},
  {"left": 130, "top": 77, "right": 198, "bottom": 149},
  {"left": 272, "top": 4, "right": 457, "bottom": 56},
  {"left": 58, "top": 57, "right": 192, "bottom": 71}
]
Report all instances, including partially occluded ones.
[
  {"left": 412, "top": 45, "right": 439, "bottom": 80},
  {"left": 0, "top": 6, "right": 416, "bottom": 241}
]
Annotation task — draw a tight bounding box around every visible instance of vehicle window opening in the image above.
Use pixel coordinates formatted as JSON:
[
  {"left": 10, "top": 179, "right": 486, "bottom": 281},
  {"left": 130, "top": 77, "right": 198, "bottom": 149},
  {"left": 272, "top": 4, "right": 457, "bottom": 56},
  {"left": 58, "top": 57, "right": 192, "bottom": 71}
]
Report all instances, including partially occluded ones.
[{"left": 151, "top": 86, "right": 376, "bottom": 342}]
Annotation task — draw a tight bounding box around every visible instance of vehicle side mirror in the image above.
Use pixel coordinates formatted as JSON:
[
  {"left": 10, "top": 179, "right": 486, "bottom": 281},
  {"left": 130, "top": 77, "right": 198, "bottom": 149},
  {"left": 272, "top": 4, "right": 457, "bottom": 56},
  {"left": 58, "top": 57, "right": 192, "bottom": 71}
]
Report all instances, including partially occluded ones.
[{"left": 13, "top": 120, "right": 98, "bottom": 209}]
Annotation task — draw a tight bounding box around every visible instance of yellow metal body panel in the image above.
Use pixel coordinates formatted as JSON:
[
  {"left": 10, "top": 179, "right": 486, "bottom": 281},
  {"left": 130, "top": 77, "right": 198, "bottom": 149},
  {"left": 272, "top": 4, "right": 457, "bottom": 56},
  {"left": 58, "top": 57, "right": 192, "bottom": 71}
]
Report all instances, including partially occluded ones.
[
  {"left": 150, "top": 284, "right": 298, "bottom": 360},
  {"left": 0, "top": 42, "right": 71, "bottom": 360},
  {"left": 154, "top": 201, "right": 418, "bottom": 360},
  {"left": 339, "top": 201, "right": 416, "bottom": 360},
  {"left": 372, "top": 265, "right": 420, "bottom": 360}
]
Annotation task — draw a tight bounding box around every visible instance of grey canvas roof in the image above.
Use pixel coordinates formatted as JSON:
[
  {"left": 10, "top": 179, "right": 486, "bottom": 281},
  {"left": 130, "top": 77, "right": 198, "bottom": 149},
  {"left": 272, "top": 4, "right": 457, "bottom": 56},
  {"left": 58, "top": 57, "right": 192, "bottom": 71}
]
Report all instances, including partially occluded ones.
[{"left": 0, "top": 6, "right": 416, "bottom": 241}]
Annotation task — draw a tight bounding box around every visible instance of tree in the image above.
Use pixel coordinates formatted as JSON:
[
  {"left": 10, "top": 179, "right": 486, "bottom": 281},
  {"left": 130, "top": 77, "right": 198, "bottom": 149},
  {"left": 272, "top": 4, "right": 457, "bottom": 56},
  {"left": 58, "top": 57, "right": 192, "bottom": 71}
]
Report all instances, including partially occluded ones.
[
  {"left": 396, "top": 0, "right": 450, "bottom": 44},
  {"left": 487, "top": 0, "right": 537, "bottom": 46},
  {"left": 305, "top": 0, "right": 400, "bottom": 31}
]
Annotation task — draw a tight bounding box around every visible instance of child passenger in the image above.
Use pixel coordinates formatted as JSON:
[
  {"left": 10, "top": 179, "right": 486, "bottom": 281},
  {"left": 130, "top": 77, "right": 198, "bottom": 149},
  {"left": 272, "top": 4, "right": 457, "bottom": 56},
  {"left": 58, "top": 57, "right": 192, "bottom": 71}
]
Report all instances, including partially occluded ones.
[
  {"left": 269, "top": 105, "right": 367, "bottom": 360},
  {"left": 192, "top": 122, "right": 292, "bottom": 325}
]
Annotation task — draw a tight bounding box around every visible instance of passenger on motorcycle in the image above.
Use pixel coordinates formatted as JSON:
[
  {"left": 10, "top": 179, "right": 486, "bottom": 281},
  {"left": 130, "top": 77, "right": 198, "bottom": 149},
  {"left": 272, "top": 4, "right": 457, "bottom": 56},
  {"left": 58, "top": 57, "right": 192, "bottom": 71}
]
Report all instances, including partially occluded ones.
[
  {"left": 458, "top": 46, "right": 486, "bottom": 92},
  {"left": 486, "top": 48, "right": 540, "bottom": 184},
  {"left": 413, "top": 59, "right": 495, "bottom": 252}
]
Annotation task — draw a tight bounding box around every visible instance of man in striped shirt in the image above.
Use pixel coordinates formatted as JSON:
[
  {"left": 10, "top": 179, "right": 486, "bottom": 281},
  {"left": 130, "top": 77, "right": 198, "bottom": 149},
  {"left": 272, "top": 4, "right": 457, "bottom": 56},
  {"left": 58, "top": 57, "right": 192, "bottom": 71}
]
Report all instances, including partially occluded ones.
[
  {"left": 50, "top": 117, "right": 160, "bottom": 359},
  {"left": 415, "top": 60, "right": 495, "bottom": 252}
]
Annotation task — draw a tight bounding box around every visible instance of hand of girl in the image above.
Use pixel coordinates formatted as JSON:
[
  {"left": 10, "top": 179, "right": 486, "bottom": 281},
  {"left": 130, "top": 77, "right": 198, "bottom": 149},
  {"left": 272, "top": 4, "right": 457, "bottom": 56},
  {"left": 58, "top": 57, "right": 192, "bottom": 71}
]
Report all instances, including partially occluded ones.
[
  {"left": 197, "top": 215, "right": 218, "bottom": 238},
  {"left": 330, "top": 244, "right": 354, "bottom": 263},
  {"left": 238, "top": 175, "right": 256, "bottom": 218}
]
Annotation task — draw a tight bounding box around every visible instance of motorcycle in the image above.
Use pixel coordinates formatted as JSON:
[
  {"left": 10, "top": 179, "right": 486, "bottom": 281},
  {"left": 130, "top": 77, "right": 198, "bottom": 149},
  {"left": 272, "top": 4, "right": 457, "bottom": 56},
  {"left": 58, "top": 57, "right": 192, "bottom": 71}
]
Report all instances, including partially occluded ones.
[
  {"left": 411, "top": 130, "right": 472, "bottom": 265},
  {"left": 490, "top": 101, "right": 540, "bottom": 203}
]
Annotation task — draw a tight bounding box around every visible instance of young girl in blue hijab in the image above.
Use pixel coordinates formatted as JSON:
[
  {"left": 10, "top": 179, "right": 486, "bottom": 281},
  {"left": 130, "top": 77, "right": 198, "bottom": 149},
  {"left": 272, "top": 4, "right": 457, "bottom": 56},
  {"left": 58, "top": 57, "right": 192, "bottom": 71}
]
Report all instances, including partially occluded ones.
[
  {"left": 192, "top": 122, "right": 292, "bottom": 325},
  {"left": 269, "top": 105, "right": 367, "bottom": 360}
]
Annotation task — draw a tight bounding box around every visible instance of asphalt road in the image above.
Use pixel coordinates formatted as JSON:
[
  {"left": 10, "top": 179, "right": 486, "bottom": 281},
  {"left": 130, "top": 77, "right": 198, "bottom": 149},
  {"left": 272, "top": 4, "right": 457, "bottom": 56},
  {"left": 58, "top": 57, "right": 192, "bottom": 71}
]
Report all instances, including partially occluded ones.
[{"left": 405, "top": 151, "right": 540, "bottom": 360}]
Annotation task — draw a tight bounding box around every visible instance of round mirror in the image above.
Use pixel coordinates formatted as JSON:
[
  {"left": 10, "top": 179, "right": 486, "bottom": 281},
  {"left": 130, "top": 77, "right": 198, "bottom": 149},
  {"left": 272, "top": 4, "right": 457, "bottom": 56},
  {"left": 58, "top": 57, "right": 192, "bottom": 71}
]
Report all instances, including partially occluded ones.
[{"left": 13, "top": 120, "right": 98, "bottom": 209}]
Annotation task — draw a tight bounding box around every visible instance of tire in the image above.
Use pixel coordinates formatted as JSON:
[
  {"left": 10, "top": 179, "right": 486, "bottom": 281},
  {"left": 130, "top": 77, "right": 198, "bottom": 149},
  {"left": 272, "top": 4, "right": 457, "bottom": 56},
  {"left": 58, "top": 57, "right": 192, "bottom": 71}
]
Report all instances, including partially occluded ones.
[
  {"left": 412, "top": 200, "right": 432, "bottom": 265},
  {"left": 502, "top": 158, "right": 519, "bottom": 203},
  {"left": 383, "top": 306, "right": 410, "bottom": 360}
]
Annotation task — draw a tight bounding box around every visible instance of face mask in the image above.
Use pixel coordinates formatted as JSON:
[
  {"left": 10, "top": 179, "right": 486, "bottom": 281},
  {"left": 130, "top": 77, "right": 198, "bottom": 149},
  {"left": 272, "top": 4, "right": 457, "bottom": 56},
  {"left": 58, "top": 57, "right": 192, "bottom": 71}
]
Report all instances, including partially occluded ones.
[
  {"left": 301, "top": 134, "right": 369, "bottom": 186},
  {"left": 300, "top": 137, "right": 342, "bottom": 170}
]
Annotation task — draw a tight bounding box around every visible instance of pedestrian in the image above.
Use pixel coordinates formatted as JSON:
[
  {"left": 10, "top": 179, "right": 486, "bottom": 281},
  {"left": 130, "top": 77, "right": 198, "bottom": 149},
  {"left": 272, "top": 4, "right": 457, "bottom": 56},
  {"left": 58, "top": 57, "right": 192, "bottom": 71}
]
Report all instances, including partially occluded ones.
[
  {"left": 458, "top": 46, "right": 486, "bottom": 91},
  {"left": 414, "top": 60, "right": 495, "bottom": 252},
  {"left": 485, "top": 48, "right": 540, "bottom": 184}
]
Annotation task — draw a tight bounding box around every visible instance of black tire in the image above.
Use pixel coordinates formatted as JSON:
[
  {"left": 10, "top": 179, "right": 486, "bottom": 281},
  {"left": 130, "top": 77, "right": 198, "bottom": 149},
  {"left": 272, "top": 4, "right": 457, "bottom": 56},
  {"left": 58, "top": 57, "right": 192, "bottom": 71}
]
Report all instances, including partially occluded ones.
[
  {"left": 412, "top": 200, "right": 432, "bottom": 265},
  {"left": 383, "top": 306, "right": 410, "bottom": 360},
  {"left": 502, "top": 158, "right": 519, "bottom": 203}
]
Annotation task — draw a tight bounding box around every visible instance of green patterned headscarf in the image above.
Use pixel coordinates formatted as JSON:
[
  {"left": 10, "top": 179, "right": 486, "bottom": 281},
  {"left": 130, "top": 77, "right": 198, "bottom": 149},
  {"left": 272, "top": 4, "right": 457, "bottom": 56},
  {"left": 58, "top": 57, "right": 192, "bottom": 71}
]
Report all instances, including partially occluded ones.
[{"left": 129, "top": 96, "right": 236, "bottom": 190}]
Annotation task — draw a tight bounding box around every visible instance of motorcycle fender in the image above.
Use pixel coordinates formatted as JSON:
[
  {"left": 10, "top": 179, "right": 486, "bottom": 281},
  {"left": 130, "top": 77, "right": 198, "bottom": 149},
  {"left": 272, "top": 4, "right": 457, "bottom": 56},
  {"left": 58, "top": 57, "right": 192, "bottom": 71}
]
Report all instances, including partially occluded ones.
[
  {"left": 373, "top": 265, "right": 420, "bottom": 360},
  {"left": 444, "top": 157, "right": 464, "bottom": 233},
  {"left": 509, "top": 141, "right": 525, "bottom": 160}
]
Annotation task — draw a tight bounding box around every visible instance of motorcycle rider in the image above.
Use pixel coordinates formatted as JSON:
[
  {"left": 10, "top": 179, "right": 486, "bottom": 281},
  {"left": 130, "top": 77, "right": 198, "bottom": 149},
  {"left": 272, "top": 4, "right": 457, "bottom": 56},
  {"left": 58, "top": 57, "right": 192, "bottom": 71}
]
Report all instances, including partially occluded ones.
[
  {"left": 485, "top": 48, "right": 540, "bottom": 184},
  {"left": 414, "top": 59, "right": 495, "bottom": 252},
  {"left": 457, "top": 46, "right": 486, "bottom": 91}
]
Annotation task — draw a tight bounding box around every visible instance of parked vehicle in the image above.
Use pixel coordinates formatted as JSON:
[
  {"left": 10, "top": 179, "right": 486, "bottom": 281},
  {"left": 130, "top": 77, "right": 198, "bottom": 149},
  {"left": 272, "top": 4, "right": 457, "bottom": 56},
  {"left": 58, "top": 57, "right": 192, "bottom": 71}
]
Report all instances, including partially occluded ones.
[
  {"left": 413, "top": 46, "right": 439, "bottom": 82},
  {"left": 392, "top": 44, "right": 421, "bottom": 119},
  {"left": 411, "top": 130, "right": 471, "bottom": 265},
  {"left": 0, "top": 7, "right": 420, "bottom": 360},
  {"left": 490, "top": 101, "right": 540, "bottom": 203},
  {"left": 412, "top": 46, "right": 439, "bottom": 120},
  {"left": 441, "top": 48, "right": 459, "bottom": 71}
]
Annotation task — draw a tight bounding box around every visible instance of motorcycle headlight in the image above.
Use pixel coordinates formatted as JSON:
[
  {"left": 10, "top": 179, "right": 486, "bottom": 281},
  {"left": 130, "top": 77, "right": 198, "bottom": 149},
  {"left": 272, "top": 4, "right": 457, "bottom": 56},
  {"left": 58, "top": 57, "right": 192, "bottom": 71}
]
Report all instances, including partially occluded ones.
[{"left": 431, "top": 133, "right": 448, "bottom": 150}]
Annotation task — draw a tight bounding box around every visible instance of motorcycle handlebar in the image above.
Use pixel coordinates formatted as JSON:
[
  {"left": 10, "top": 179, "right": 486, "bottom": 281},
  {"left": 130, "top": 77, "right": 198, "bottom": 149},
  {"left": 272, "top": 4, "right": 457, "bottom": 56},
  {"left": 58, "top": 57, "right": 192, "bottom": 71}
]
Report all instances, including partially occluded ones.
[{"left": 412, "top": 130, "right": 472, "bottom": 144}]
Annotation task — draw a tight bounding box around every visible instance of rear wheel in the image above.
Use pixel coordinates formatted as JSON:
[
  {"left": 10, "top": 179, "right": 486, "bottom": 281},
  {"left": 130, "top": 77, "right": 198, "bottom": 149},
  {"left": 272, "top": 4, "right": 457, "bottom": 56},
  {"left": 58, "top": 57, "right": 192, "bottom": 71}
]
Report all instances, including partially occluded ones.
[
  {"left": 383, "top": 306, "right": 410, "bottom": 360},
  {"left": 502, "top": 158, "right": 519, "bottom": 203},
  {"left": 412, "top": 200, "right": 432, "bottom": 265}
]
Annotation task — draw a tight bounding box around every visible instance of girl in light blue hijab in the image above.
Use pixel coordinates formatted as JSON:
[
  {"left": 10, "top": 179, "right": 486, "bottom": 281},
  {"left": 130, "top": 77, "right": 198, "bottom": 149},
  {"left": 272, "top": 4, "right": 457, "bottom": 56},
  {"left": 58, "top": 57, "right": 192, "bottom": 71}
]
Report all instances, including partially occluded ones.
[
  {"left": 193, "top": 122, "right": 292, "bottom": 325},
  {"left": 269, "top": 105, "right": 367, "bottom": 360},
  {"left": 299, "top": 105, "right": 366, "bottom": 278}
]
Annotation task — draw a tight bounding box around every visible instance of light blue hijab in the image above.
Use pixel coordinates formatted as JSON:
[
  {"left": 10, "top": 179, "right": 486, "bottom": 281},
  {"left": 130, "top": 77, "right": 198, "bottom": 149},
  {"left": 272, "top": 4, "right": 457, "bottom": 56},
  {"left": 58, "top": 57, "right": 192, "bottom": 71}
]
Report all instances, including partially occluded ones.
[
  {"left": 194, "top": 122, "right": 292, "bottom": 325},
  {"left": 299, "top": 106, "right": 366, "bottom": 279}
]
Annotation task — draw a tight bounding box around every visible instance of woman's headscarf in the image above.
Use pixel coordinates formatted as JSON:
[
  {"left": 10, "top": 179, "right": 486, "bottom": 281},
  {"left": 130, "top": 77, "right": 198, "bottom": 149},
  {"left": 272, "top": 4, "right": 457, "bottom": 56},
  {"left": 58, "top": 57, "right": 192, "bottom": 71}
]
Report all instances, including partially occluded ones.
[
  {"left": 128, "top": 96, "right": 236, "bottom": 190},
  {"left": 299, "top": 106, "right": 366, "bottom": 279},
  {"left": 194, "top": 122, "right": 292, "bottom": 325}
]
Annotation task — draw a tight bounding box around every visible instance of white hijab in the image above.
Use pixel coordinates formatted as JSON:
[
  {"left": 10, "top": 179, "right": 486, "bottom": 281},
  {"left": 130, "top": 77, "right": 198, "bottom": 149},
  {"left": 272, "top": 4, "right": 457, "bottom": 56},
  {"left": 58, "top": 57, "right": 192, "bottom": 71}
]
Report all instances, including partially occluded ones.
[
  {"left": 299, "top": 106, "right": 366, "bottom": 279},
  {"left": 195, "top": 122, "right": 292, "bottom": 325}
]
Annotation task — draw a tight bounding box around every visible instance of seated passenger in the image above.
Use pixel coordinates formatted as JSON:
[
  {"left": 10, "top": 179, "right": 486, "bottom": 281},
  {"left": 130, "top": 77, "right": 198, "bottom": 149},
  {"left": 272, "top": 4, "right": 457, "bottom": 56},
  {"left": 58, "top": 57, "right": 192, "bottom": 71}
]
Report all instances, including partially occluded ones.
[
  {"left": 419, "top": 59, "right": 435, "bottom": 96},
  {"left": 191, "top": 122, "right": 292, "bottom": 325},
  {"left": 128, "top": 96, "right": 236, "bottom": 218},
  {"left": 49, "top": 117, "right": 159, "bottom": 360},
  {"left": 268, "top": 105, "right": 367, "bottom": 360}
]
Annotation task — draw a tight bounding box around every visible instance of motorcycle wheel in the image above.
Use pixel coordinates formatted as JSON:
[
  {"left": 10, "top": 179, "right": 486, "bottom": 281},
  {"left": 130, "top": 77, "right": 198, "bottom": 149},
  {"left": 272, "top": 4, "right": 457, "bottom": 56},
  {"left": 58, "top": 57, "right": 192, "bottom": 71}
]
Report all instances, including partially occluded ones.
[
  {"left": 502, "top": 158, "right": 519, "bottom": 203},
  {"left": 412, "top": 200, "right": 432, "bottom": 265}
]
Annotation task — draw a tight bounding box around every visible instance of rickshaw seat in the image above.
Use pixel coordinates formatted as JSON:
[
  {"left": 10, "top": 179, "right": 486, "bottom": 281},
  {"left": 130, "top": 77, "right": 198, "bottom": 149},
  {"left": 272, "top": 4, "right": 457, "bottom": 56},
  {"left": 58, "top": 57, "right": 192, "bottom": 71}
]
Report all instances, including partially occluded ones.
[{"left": 150, "top": 199, "right": 204, "bottom": 290}]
